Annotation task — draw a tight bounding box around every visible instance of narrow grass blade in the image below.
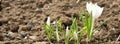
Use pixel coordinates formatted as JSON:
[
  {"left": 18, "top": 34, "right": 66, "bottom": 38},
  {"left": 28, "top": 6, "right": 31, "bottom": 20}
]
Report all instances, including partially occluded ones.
[{"left": 55, "top": 19, "right": 60, "bottom": 42}]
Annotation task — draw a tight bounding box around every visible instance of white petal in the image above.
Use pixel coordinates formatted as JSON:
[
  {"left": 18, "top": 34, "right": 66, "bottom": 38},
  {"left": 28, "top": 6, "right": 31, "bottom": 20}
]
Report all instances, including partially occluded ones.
[
  {"left": 86, "top": 2, "right": 104, "bottom": 19},
  {"left": 66, "top": 26, "right": 69, "bottom": 36},
  {"left": 93, "top": 6, "right": 103, "bottom": 19},
  {"left": 97, "top": 7, "right": 104, "bottom": 18},
  {"left": 86, "top": 2, "right": 92, "bottom": 14},
  {"left": 46, "top": 17, "right": 50, "bottom": 26}
]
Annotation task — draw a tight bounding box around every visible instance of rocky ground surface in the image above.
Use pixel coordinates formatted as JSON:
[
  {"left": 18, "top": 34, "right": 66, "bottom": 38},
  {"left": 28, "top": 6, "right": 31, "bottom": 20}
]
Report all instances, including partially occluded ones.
[{"left": 0, "top": 0, "right": 120, "bottom": 44}]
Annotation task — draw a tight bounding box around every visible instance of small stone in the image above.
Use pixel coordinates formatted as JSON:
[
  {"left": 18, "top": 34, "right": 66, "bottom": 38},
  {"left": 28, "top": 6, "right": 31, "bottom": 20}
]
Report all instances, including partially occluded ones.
[
  {"left": 27, "top": 21, "right": 35, "bottom": 26},
  {"left": 0, "top": 17, "right": 9, "bottom": 26},
  {"left": 7, "top": 32, "right": 14, "bottom": 37},
  {"left": 0, "top": 17, "right": 9, "bottom": 23},
  {"left": 20, "top": 31, "right": 27, "bottom": 37},
  {"left": 6, "top": 31, "right": 16, "bottom": 40},
  {"left": 35, "top": 8, "right": 42, "bottom": 13},
  {"left": 33, "top": 42, "right": 48, "bottom": 44},
  {"left": 29, "top": 36, "right": 38, "bottom": 40},
  {"left": 16, "top": 34, "right": 23, "bottom": 40}
]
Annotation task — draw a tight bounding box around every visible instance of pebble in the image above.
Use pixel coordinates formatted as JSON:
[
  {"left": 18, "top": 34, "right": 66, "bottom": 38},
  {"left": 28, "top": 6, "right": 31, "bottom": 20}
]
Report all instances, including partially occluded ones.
[
  {"left": 20, "top": 31, "right": 27, "bottom": 37},
  {"left": 29, "top": 36, "right": 38, "bottom": 40},
  {"left": 0, "top": 17, "right": 9, "bottom": 26},
  {"left": 6, "top": 31, "right": 16, "bottom": 40},
  {"left": 33, "top": 42, "right": 48, "bottom": 44},
  {"left": 0, "top": 17, "right": 9, "bottom": 23}
]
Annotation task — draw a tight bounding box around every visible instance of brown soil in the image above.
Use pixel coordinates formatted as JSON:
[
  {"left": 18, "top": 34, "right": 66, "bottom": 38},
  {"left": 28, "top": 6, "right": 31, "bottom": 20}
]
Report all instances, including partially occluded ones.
[{"left": 0, "top": 0, "right": 120, "bottom": 44}]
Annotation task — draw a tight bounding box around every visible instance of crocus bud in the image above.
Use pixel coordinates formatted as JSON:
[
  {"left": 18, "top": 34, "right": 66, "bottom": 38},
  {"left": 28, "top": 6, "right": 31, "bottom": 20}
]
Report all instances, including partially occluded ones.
[
  {"left": 46, "top": 17, "right": 50, "bottom": 26},
  {"left": 66, "top": 26, "right": 69, "bottom": 36},
  {"left": 73, "top": 31, "right": 78, "bottom": 40}
]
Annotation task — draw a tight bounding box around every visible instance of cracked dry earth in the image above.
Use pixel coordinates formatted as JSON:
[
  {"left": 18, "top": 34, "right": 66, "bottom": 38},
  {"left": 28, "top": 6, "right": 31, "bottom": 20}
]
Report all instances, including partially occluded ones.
[{"left": 0, "top": 0, "right": 120, "bottom": 44}]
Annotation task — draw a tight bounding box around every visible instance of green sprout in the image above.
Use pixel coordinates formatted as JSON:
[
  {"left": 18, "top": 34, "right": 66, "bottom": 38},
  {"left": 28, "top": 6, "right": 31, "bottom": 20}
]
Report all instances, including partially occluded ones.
[
  {"left": 65, "top": 16, "right": 80, "bottom": 44},
  {"left": 43, "top": 17, "right": 54, "bottom": 41},
  {"left": 55, "top": 19, "right": 60, "bottom": 42},
  {"left": 79, "top": 12, "right": 93, "bottom": 41},
  {"left": 43, "top": 2, "right": 104, "bottom": 44}
]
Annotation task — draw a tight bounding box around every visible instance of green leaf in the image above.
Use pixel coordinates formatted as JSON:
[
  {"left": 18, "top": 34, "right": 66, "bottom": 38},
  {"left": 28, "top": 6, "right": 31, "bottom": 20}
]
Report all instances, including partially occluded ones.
[
  {"left": 55, "top": 19, "right": 60, "bottom": 42},
  {"left": 87, "top": 11, "right": 93, "bottom": 41},
  {"left": 43, "top": 22, "right": 54, "bottom": 41},
  {"left": 59, "top": 19, "right": 63, "bottom": 31}
]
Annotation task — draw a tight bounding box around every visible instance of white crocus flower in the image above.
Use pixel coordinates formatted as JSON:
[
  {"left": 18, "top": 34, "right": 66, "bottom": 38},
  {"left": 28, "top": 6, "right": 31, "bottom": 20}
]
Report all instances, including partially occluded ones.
[
  {"left": 66, "top": 26, "right": 69, "bottom": 36},
  {"left": 86, "top": 2, "right": 104, "bottom": 31},
  {"left": 86, "top": 2, "right": 104, "bottom": 20},
  {"left": 73, "top": 31, "right": 78, "bottom": 40},
  {"left": 46, "top": 17, "right": 50, "bottom": 26},
  {"left": 86, "top": 2, "right": 104, "bottom": 40}
]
